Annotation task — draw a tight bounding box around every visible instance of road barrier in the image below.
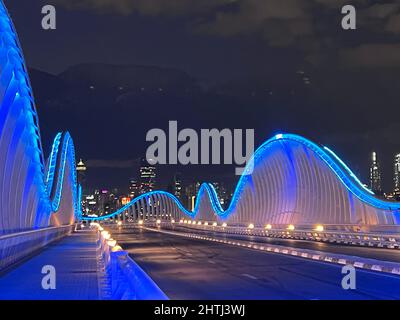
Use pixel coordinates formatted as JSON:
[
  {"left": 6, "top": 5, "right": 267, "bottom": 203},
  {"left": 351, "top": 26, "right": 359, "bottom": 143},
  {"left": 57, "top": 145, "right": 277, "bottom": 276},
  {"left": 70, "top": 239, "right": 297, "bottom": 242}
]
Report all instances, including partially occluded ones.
[
  {"left": 0, "top": 225, "right": 74, "bottom": 272},
  {"left": 141, "top": 225, "right": 400, "bottom": 276},
  {"left": 119, "top": 220, "right": 400, "bottom": 250},
  {"left": 93, "top": 223, "right": 168, "bottom": 300}
]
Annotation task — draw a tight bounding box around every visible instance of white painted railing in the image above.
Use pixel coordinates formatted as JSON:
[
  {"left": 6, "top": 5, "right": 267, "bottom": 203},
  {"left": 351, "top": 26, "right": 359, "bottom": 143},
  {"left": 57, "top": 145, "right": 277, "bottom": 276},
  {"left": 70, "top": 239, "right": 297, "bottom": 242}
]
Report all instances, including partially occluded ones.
[
  {"left": 0, "top": 225, "right": 74, "bottom": 271},
  {"left": 114, "top": 220, "right": 400, "bottom": 249},
  {"left": 93, "top": 224, "right": 168, "bottom": 300}
]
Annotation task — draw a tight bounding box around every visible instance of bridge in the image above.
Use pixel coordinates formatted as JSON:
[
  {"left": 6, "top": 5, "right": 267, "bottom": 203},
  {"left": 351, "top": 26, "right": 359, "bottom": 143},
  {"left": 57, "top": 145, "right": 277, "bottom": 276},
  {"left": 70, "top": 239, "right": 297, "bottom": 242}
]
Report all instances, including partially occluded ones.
[{"left": 0, "top": 0, "right": 399, "bottom": 300}]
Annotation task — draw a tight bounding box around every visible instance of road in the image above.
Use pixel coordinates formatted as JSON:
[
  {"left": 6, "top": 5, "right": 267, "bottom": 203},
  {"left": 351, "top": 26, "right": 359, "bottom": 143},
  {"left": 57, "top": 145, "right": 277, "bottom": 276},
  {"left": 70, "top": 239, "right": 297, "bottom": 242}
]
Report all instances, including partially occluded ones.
[
  {"left": 110, "top": 227, "right": 400, "bottom": 300},
  {"left": 170, "top": 225, "right": 400, "bottom": 263}
]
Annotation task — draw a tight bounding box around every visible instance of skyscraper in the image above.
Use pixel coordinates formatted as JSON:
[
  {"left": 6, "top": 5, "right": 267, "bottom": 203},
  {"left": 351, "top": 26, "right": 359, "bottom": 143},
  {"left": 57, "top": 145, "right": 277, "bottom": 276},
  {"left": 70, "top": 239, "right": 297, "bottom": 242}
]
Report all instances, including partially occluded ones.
[
  {"left": 139, "top": 158, "right": 156, "bottom": 194},
  {"left": 173, "top": 172, "right": 182, "bottom": 200},
  {"left": 185, "top": 182, "right": 201, "bottom": 211},
  {"left": 370, "top": 152, "right": 382, "bottom": 194},
  {"left": 76, "top": 159, "right": 87, "bottom": 190},
  {"left": 394, "top": 153, "right": 400, "bottom": 199},
  {"left": 129, "top": 179, "right": 139, "bottom": 199},
  {"left": 211, "top": 182, "right": 232, "bottom": 209}
]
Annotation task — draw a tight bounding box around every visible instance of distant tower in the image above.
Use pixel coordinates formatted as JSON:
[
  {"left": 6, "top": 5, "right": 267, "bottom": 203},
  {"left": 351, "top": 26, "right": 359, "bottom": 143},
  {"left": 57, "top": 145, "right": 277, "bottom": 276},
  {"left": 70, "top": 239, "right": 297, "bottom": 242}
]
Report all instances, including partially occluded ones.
[
  {"left": 394, "top": 153, "right": 400, "bottom": 199},
  {"left": 76, "top": 159, "right": 87, "bottom": 190},
  {"left": 139, "top": 158, "right": 156, "bottom": 194},
  {"left": 129, "top": 179, "right": 139, "bottom": 199},
  {"left": 185, "top": 182, "right": 201, "bottom": 211},
  {"left": 369, "top": 152, "right": 382, "bottom": 194},
  {"left": 212, "top": 182, "right": 229, "bottom": 209},
  {"left": 173, "top": 173, "right": 182, "bottom": 200}
]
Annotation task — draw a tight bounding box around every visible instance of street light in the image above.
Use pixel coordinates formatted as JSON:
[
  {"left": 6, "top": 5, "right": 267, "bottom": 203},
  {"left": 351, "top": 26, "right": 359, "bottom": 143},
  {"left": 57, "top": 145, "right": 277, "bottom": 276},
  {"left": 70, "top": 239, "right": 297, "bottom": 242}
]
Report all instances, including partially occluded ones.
[
  {"left": 212, "top": 222, "right": 217, "bottom": 227},
  {"left": 107, "top": 240, "right": 117, "bottom": 247},
  {"left": 287, "top": 224, "right": 295, "bottom": 231},
  {"left": 248, "top": 223, "right": 255, "bottom": 229},
  {"left": 101, "top": 231, "right": 111, "bottom": 240},
  {"left": 315, "top": 225, "right": 324, "bottom": 232},
  {"left": 265, "top": 224, "right": 272, "bottom": 230},
  {"left": 222, "top": 223, "right": 227, "bottom": 228}
]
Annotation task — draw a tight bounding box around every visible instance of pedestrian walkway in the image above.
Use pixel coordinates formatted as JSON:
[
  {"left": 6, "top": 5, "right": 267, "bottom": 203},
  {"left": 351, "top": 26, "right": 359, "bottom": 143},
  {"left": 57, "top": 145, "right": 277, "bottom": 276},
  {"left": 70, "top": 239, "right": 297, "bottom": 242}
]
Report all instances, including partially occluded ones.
[{"left": 0, "top": 230, "right": 100, "bottom": 300}]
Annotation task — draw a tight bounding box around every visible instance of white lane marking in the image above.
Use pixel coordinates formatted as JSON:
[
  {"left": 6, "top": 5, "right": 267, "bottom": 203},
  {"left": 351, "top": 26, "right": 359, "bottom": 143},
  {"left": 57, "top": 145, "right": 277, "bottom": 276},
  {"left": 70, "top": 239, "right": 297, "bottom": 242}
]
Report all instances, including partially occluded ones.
[
  {"left": 242, "top": 273, "right": 257, "bottom": 280},
  {"left": 208, "top": 260, "right": 216, "bottom": 264}
]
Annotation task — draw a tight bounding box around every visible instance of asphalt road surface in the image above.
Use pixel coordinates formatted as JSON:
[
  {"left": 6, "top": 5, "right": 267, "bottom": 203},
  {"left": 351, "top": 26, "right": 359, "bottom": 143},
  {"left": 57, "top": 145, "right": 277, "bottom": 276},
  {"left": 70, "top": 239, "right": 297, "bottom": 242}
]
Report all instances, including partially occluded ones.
[
  {"left": 111, "top": 227, "right": 400, "bottom": 300},
  {"left": 170, "top": 225, "right": 400, "bottom": 263}
]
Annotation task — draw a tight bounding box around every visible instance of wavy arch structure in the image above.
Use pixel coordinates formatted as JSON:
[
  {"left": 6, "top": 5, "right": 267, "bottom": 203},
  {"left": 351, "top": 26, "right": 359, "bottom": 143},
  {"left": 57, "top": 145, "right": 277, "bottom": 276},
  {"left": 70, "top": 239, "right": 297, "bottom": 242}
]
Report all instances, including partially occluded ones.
[
  {"left": 86, "top": 134, "right": 400, "bottom": 230},
  {"left": 0, "top": 0, "right": 399, "bottom": 235},
  {"left": 0, "top": 2, "right": 80, "bottom": 234}
]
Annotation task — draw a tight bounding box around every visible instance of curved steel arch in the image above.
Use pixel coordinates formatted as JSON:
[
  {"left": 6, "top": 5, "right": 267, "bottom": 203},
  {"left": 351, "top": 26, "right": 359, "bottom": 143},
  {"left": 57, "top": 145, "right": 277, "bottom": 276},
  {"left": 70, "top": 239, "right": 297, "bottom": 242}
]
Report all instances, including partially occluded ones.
[
  {"left": 85, "top": 134, "right": 400, "bottom": 227},
  {"left": 0, "top": 1, "right": 81, "bottom": 233},
  {"left": 0, "top": 0, "right": 398, "bottom": 230}
]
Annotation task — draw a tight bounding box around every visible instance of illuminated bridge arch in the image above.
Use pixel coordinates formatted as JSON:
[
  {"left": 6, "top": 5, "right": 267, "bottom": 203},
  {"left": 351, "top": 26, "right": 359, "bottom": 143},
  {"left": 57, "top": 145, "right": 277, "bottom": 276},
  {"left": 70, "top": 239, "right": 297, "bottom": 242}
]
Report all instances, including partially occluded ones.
[
  {"left": 0, "top": 2, "right": 80, "bottom": 234},
  {"left": 87, "top": 134, "right": 400, "bottom": 230}
]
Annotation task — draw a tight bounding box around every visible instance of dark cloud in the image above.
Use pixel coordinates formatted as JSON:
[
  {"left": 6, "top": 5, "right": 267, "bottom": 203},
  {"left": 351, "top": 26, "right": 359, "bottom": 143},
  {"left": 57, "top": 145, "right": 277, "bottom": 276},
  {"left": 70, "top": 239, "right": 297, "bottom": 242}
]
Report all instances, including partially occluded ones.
[
  {"left": 51, "top": 0, "right": 400, "bottom": 55},
  {"left": 361, "top": 3, "right": 400, "bottom": 19},
  {"left": 86, "top": 158, "right": 139, "bottom": 169},
  {"left": 386, "top": 14, "right": 400, "bottom": 33},
  {"left": 51, "top": 0, "right": 231, "bottom": 16},
  {"left": 340, "top": 43, "right": 400, "bottom": 67}
]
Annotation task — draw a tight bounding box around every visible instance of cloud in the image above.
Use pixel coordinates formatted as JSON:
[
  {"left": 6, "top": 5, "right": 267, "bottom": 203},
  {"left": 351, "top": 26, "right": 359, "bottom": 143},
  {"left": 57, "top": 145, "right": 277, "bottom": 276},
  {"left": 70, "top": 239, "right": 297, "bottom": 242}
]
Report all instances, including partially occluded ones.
[
  {"left": 362, "top": 3, "right": 400, "bottom": 19},
  {"left": 52, "top": 0, "right": 400, "bottom": 54},
  {"left": 386, "top": 14, "right": 400, "bottom": 33},
  {"left": 51, "top": 0, "right": 232, "bottom": 16},
  {"left": 199, "top": 0, "right": 309, "bottom": 33},
  {"left": 340, "top": 43, "right": 400, "bottom": 67},
  {"left": 86, "top": 158, "right": 139, "bottom": 168}
]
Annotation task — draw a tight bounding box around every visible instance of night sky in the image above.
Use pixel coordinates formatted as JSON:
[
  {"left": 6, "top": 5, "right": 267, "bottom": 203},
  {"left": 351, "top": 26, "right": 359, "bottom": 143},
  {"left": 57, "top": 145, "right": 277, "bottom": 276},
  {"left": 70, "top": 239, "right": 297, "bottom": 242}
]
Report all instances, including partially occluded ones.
[{"left": 5, "top": 0, "right": 400, "bottom": 192}]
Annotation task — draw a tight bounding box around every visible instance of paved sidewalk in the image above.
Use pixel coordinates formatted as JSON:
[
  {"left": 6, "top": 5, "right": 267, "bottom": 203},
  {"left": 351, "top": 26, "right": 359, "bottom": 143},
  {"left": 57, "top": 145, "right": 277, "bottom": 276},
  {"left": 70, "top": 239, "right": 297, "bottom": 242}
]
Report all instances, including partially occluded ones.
[{"left": 0, "top": 230, "right": 100, "bottom": 300}]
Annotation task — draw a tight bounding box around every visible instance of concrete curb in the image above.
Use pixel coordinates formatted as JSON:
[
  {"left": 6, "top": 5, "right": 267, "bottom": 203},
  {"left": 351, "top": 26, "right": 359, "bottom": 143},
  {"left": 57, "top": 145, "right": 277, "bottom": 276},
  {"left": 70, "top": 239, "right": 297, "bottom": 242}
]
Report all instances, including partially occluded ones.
[{"left": 144, "top": 227, "right": 400, "bottom": 276}]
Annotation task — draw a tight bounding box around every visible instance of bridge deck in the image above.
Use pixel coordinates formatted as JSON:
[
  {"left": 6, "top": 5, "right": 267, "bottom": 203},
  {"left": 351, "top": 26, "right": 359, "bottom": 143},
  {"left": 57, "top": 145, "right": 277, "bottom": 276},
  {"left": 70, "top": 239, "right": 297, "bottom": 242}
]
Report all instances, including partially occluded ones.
[{"left": 0, "top": 230, "right": 100, "bottom": 300}]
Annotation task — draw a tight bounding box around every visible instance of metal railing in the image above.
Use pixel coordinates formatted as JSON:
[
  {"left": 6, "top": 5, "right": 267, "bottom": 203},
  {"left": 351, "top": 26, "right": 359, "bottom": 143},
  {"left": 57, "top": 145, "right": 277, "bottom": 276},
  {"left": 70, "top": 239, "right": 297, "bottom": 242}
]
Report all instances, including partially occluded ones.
[
  {"left": 0, "top": 225, "right": 74, "bottom": 271},
  {"left": 115, "top": 220, "right": 400, "bottom": 249},
  {"left": 95, "top": 225, "right": 168, "bottom": 300}
]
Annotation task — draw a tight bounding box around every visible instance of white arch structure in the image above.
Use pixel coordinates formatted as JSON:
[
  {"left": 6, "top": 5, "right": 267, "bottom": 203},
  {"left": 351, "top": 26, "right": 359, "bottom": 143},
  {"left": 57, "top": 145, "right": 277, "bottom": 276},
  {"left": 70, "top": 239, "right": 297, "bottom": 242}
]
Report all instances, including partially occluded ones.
[
  {"left": 0, "top": 1, "right": 80, "bottom": 236},
  {"left": 86, "top": 134, "right": 400, "bottom": 233}
]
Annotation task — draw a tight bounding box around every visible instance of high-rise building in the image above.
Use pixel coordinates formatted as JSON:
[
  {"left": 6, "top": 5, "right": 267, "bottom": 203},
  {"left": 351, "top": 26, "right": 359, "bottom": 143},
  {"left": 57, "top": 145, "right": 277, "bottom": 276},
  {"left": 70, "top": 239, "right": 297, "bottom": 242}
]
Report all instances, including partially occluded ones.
[
  {"left": 394, "top": 153, "right": 400, "bottom": 199},
  {"left": 76, "top": 159, "right": 87, "bottom": 190},
  {"left": 129, "top": 179, "right": 139, "bottom": 199},
  {"left": 173, "top": 172, "right": 182, "bottom": 200},
  {"left": 370, "top": 152, "right": 382, "bottom": 194},
  {"left": 185, "top": 182, "right": 201, "bottom": 211},
  {"left": 139, "top": 158, "right": 156, "bottom": 194},
  {"left": 84, "top": 194, "right": 97, "bottom": 216},
  {"left": 211, "top": 182, "right": 232, "bottom": 209}
]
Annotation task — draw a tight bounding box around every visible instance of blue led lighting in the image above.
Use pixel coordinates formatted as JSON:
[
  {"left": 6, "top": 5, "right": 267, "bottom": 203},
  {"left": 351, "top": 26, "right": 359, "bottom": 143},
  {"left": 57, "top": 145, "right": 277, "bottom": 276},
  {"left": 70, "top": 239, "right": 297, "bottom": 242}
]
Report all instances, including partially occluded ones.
[
  {"left": 44, "top": 132, "right": 81, "bottom": 217},
  {"left": 0, "top": 0, "right": 82, "bottom": 230},
  {"left": 323, "top": 146, "right": 375, "bottom": 195},
  {"left": 83, "top": 133, "right": 400, "bottom": 222}
]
